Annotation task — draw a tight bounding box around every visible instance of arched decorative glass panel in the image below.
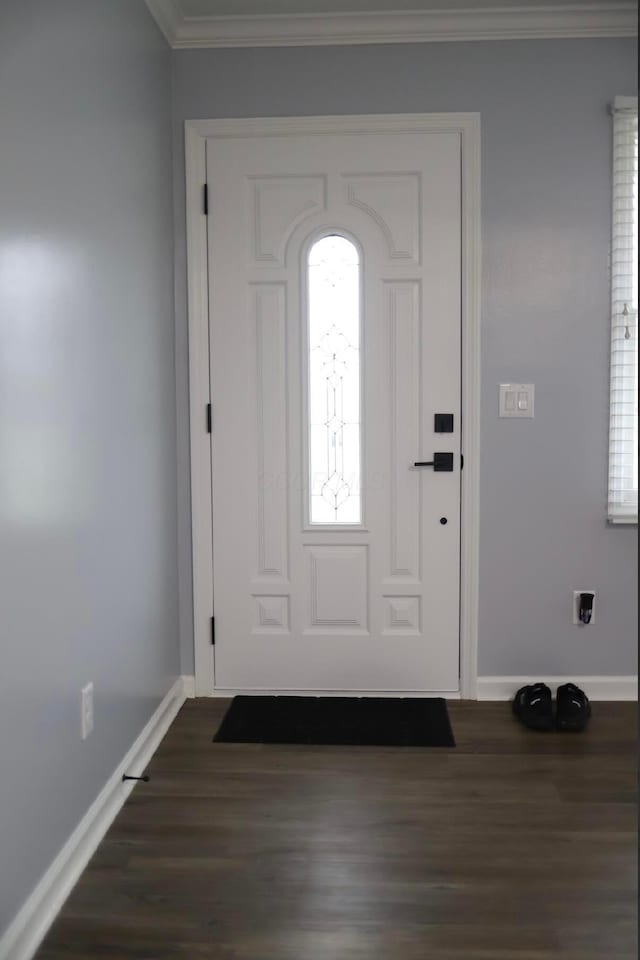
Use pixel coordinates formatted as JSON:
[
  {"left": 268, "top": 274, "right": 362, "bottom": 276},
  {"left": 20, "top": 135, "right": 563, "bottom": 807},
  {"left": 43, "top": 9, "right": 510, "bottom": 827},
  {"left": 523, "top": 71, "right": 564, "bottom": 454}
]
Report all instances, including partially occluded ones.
[{"left": 307, "top": 234, "right": 361, "bottom": 524}]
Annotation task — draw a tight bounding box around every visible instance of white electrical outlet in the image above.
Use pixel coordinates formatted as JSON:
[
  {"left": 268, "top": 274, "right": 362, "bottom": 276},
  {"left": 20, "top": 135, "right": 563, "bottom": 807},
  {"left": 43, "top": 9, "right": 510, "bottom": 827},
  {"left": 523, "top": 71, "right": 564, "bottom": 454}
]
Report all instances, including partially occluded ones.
[
  {"left": 81, "top": 683, "right": 94, "bottom": 739},
  {"left": 573, "top": 591, "right": 596, "bottom": 625}
]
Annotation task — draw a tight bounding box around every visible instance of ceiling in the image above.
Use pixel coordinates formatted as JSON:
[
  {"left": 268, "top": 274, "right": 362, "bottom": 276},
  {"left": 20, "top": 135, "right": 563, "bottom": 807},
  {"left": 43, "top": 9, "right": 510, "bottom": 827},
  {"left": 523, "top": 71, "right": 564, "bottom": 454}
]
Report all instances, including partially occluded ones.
[
  {"left": 145, "top": 0, "right": 638, "bottom": 47},
  {"left": 180, "top": 0, "right": 564, "bottom": 13}
]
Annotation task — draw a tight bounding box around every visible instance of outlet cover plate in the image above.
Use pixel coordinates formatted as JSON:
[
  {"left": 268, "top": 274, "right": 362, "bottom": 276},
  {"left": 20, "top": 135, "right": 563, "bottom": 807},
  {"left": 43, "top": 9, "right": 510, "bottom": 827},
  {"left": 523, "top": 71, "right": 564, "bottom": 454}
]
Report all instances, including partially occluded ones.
[{"left": 81, "top": 682, "right": 94, "bottom": 739}]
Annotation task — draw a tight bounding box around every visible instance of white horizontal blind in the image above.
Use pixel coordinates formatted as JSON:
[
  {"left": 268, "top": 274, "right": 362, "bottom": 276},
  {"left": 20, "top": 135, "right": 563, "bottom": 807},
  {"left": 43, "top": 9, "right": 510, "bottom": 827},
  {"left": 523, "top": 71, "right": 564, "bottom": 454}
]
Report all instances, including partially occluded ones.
[{"left": 608, "top": 97, "right": 638, "bottom": 523}]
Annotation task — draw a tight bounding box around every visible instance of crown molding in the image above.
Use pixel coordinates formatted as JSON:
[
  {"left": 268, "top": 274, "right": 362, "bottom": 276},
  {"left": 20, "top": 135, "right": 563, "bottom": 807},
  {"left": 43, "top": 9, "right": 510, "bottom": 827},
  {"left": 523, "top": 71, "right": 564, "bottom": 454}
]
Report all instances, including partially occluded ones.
[
  {"left": 146, "top": 2, "right": 637, "bottom": 48},
  {"left": 145, "top": 0, "right": 184, "bottom": 44}
]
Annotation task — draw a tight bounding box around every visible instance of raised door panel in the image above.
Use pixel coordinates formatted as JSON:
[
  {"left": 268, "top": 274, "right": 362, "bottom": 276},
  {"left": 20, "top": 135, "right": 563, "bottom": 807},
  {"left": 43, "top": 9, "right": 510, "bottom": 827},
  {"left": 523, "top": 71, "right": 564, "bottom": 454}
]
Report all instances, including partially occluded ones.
[
  {"left": 345, "top": 174, "right": 421, "bottom": 263},
  {"left": 250, "top": 175, "right": 327, "bottom": 265},
  {"left": 304, "top": 546, "right": 368, "bottom": 634},
  {"left": 251, "top": 283, "right": 289, "bottom": 585},
  {"left": 384, "top": 281, "right": 421, "bottom": 587}
]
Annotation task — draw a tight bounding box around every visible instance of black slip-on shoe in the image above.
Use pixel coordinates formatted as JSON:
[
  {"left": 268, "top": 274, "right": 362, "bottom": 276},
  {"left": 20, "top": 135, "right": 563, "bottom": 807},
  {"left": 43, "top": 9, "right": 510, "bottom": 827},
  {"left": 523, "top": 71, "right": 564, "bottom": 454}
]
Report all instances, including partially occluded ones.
[
  {"left": 512, "top": 683, "right": 554, "bottom": 731},
  {"left": 556, "top": 683, "right": 591, "bottom": 731}
]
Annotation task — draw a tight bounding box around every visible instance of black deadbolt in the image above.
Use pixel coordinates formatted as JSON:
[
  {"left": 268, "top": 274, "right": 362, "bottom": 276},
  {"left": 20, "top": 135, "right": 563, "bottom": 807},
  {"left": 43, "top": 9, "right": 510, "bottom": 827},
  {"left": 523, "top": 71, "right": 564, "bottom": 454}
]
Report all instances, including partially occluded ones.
[
  {"left": 434, "top": 413, "right": 454, "bottom": 433},
  {"left": 440, "top": 517, "right": 448, "bottom": 525}
]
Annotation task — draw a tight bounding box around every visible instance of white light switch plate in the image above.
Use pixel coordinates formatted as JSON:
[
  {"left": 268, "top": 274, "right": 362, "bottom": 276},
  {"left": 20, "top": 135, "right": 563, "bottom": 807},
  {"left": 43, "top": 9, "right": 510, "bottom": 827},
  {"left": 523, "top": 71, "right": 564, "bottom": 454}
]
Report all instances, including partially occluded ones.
[{"left": 499, "top": 383, "right": 534, "bottom": 418}]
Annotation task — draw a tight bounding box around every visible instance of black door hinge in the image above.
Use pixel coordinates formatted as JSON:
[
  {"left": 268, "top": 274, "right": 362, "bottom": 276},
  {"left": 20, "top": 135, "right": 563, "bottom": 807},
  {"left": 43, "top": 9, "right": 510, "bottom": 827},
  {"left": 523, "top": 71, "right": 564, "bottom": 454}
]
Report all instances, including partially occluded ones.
[
  {"left": 206, "top": 403, "right": 212, "bottom": 433},
  {"left": 203, "top": 183, "right": 208, "bottom": 216},
  {"left": 211, "top": 616, "right": 215, "bottom": 645},
  {"left": 461, "top": 454, "right": 464, "bottom": 470}
]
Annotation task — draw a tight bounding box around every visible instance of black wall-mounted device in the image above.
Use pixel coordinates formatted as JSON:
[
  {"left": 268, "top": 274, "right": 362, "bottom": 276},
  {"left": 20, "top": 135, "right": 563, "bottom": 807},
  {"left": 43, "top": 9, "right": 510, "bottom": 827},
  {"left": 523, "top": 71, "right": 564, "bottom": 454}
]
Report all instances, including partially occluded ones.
[{"left": 578, "top": 592, "right": 595, "bottom": 625}]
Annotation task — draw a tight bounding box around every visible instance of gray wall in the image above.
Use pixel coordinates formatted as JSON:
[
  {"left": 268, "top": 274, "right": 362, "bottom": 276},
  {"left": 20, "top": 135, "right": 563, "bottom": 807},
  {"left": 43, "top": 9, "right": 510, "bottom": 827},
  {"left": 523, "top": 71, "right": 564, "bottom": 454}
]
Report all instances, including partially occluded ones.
[
  {"left": 173, "top": 39, "right": 638, "bottom": 678},
  {"left": 0, "top": 0, "right": 178, "bottom": 937}
]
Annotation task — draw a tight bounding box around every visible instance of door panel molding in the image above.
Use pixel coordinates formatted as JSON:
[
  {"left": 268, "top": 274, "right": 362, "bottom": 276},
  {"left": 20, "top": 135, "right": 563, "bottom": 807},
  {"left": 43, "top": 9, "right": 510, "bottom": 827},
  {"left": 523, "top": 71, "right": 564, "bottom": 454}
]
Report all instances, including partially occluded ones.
[{"left": 185, "top": 114, "right": 480, "bottom": 698}]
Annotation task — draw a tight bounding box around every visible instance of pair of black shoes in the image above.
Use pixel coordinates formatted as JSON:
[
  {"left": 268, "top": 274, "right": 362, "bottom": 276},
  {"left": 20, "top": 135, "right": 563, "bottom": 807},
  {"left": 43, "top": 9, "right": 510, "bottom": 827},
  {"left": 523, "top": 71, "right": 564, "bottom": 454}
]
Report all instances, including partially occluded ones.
[{"left": 512, "top": 682, "right": 591, "bottom": 732}]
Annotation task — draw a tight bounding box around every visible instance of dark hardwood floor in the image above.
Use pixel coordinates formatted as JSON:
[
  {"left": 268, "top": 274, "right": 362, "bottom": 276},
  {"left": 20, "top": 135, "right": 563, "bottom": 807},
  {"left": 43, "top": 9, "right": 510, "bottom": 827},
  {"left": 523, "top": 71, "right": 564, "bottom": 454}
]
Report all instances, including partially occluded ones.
[{"left": 37, "top": 698, "right": 637, "bottom": 959}]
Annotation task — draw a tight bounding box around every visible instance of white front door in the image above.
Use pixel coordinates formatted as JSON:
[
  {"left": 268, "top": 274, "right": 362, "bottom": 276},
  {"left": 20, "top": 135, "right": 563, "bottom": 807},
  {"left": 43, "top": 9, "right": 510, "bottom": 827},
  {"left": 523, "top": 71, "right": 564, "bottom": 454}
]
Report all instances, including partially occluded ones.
[{"left": 207, "top": 125, "right": 461, "bottom": 692}]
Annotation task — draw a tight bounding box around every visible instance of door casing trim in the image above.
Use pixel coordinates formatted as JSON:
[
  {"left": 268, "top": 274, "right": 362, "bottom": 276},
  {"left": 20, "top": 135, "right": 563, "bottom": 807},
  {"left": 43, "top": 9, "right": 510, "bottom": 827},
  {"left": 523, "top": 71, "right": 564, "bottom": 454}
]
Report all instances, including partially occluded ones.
[{"left": 185, "top": 114, "right": 481, "bottom": 698}]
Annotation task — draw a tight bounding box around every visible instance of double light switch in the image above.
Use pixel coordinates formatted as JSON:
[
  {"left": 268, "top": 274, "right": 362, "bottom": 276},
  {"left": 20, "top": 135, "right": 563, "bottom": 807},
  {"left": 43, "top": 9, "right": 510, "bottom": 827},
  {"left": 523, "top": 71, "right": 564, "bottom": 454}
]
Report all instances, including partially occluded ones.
[{"left": 499, "top": 383, "right": 535, "bottom": 418}]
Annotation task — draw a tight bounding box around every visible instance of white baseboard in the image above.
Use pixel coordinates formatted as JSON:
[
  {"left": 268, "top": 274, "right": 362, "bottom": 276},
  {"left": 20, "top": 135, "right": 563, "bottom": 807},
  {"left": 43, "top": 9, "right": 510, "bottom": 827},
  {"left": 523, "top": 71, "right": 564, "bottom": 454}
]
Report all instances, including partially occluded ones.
[
  {"left": 209, "top": 688, "right": 462, "bottom": 698},
  {"left": 182, "top": 674, "right": 196, "bottom": 698},
  {"left": 0, "top": 676, "right": 189, "bottom": 960},
  {"left": 477, "top": 675, "right": 638, "bottom": 701}
]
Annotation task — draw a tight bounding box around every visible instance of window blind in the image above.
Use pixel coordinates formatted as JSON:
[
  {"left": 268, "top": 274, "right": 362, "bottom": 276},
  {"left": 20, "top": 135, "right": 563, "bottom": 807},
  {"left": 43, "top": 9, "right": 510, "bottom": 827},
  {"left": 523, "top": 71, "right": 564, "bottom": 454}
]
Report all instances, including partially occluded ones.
[{"left": 608, "top": 97, "right": 638, "bottom": 523}]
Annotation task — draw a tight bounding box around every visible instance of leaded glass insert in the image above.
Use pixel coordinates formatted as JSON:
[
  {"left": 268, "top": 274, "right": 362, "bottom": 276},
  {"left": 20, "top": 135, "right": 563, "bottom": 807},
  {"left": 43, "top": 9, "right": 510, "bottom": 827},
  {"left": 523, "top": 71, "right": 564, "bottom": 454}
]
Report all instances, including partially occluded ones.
[{"left": 308, "top": 235, "right": 361, "bottom": 524}]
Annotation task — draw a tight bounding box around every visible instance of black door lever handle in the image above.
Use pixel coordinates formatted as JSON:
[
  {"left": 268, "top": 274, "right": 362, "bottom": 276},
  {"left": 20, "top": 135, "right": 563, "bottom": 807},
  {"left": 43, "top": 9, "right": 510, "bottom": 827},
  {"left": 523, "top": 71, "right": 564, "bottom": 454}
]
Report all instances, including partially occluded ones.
[{"left": 414, "top": 452, "right": 454, "bottom": 472}]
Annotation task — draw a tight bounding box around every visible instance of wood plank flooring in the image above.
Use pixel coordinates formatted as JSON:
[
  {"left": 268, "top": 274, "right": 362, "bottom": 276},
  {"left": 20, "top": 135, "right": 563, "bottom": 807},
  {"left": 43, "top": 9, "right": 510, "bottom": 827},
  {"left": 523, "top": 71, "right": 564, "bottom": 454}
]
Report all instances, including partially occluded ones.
[{"left": 37, "top": 699, "right": 637, "bottom": 959}]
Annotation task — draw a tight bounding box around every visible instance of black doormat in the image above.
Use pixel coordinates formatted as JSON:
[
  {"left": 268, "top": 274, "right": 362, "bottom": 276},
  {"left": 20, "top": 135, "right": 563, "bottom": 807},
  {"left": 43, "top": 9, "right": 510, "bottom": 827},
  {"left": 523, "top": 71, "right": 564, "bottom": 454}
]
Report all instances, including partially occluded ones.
[{"left": 213, "top": 696, "right": 455, "bottom": 747}]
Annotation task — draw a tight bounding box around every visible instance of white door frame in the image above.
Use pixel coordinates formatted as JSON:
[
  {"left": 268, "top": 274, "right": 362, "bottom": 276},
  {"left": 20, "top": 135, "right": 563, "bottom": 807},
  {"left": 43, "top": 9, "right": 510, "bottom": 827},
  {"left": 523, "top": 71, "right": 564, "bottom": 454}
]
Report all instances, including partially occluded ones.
[{"left": 185, "top": 114, "right": 481, "bottom": 698}]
